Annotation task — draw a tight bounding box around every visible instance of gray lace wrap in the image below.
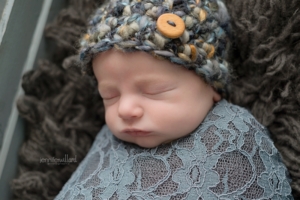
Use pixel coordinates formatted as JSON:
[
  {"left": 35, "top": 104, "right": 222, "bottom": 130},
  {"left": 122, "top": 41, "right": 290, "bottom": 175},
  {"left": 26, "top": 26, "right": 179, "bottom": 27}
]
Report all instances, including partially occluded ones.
[{"left": 55, "top": 100, "right": 293, "bottom": 199}]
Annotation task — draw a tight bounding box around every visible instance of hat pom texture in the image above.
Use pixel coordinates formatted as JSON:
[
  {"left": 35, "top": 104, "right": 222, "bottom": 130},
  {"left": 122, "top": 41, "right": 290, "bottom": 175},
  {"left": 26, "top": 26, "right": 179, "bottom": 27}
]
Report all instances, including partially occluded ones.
[{"left": 80, "top": 0, "right": 231, "bottom": 96}]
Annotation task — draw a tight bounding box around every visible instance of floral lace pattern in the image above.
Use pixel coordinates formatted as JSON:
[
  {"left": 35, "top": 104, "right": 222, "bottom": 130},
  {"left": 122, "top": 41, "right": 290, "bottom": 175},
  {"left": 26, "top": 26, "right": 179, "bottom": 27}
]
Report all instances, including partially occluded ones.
[{"left": 55, "top": 100, "right": 293, "bottom": 199}]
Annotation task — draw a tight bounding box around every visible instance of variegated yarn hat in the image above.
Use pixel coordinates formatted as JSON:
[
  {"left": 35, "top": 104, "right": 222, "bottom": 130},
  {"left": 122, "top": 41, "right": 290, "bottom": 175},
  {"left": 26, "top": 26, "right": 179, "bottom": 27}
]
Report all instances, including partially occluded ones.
[{"left": 80, "top": 0, "right": 231, "bottom": 96}]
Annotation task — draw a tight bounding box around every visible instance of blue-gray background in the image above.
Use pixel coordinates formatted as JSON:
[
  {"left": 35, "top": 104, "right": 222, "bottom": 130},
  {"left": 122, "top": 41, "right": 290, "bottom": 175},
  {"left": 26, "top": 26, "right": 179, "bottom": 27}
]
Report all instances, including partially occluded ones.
[{"left": 0, "top": 0, "right": 67, "bottom": 199}]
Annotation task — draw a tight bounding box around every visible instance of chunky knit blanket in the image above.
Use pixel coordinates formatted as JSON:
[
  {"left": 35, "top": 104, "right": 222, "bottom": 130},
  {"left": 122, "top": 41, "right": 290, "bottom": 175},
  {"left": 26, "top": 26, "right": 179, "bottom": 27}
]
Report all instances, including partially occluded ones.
[
  {"left": 55, "top": 100, "right": 293, "bottom": 199},
  {"left": 11, "top": 0, "right": 300, "bottom": 199}
]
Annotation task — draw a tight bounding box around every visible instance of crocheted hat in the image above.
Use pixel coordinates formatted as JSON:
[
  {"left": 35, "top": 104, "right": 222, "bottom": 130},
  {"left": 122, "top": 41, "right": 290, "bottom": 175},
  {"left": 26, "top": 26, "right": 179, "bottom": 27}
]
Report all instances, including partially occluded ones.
[{"left": 80, "top": 0, "right": 231, "bottom": 96}]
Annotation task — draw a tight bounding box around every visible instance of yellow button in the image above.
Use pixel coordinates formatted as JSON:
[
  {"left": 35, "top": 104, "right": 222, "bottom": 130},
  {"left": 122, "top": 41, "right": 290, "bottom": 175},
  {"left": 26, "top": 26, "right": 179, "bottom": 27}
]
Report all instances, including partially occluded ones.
[{"left": 157, "top": 13, "right": 185, "bottom": 39}]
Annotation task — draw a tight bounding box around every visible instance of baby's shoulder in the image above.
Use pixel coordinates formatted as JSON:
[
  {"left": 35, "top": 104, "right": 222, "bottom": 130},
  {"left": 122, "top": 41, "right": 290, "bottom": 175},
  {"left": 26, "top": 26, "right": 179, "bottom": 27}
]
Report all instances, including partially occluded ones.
[
  {"left": 198, "top": 99, "right": 275, "bottom": 157},
  {"left": 203, "top": 99, "right": 267, "bottom": 135},
  {"left": 195, "top": 100, "right": 293, "bottom": 199}
]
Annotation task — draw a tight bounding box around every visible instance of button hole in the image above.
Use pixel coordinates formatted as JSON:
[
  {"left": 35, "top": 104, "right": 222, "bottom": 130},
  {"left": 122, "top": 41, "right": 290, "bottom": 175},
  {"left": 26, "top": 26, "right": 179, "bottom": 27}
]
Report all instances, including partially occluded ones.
[{"left": 167, "top": 20, "right": 176, "bottom": 27}]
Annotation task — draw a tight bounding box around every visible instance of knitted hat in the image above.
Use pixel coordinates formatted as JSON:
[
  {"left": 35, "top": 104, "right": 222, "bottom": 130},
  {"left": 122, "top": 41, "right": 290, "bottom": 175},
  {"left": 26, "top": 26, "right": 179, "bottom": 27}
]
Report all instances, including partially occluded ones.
[{"left": 80, "top": 0, "right": 231, "bottom": 96}]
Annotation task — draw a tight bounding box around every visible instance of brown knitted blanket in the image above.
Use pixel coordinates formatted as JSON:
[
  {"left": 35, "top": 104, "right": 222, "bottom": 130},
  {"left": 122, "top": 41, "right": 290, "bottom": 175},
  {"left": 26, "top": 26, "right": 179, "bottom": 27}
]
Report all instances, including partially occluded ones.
[{"left": 12, "top": 0, "right": 300, "bottom": 199}]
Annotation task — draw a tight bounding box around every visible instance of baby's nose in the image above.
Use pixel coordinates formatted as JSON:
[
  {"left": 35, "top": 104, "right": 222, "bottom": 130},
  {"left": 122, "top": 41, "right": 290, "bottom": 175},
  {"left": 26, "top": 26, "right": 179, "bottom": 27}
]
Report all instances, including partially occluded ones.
[{"left": 118, "top": 95, "right": 143, "bottom": 120}]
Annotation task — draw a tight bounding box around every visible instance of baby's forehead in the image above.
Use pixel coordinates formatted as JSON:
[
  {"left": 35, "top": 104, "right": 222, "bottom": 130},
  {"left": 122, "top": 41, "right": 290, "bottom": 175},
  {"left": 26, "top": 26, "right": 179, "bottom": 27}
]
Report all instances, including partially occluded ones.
[
  {"left": 93, "top": 49, "right": 205, "bottom": 84},
  {"left": 93, "top": 48, "right": 171, "bottom": 67}
]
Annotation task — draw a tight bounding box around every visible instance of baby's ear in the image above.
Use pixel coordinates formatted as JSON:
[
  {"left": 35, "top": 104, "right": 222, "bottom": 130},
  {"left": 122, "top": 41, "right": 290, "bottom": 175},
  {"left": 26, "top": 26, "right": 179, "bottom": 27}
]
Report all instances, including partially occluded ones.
[{"left": 212, "top": 90, "right": 221, "bottom": 102}]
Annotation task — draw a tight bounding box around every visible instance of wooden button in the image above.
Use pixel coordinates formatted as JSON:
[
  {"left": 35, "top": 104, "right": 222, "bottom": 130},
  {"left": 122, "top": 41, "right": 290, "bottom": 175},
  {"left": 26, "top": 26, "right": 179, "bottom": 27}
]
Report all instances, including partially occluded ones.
[{"left": 157, "top": 13, "right": 185, "bottom": 39}]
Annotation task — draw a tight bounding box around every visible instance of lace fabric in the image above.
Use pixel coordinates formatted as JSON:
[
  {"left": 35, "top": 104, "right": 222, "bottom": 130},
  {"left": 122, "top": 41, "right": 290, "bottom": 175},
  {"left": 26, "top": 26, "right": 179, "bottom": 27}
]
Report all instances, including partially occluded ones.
[{"left": 55, "top": 100, "right": 293, "bottom": 200}]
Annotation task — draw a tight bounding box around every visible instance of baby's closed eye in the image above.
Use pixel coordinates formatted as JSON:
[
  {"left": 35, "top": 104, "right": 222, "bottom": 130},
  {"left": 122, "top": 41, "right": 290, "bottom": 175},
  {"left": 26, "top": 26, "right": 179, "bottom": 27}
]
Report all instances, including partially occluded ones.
[
  {"left": 98, "top": 89, "right": 119, "bottom": 100},
  {"left": 142, "top": 87, "right": 175, "bottom": 95},
  {"left": 140, "top": 84, "right": 177, "bottom": 100}
]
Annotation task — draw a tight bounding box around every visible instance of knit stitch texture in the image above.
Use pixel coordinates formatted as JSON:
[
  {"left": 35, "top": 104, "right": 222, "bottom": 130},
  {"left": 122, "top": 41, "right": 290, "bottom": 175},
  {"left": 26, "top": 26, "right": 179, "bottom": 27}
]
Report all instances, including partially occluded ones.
[{"left": 80, "top": 0, "right": 231, "bottom": 96}]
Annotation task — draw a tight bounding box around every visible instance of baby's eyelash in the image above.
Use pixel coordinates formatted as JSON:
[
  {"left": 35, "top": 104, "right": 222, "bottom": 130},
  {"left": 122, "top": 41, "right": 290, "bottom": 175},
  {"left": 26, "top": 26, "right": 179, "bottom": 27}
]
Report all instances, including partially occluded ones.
[
  {"left": 100, "top": 93, "right": 119, "bottom": 100},
  {"left": 142, "top": 87, "right": 175, "bottom": 96},
  {"left": 102, "top": 96, "right": 118, "bottom": 100}
]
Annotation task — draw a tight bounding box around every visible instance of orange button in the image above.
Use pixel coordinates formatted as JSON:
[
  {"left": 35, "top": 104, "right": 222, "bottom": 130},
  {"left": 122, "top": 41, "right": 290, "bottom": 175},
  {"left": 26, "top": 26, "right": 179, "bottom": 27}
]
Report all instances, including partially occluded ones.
[{"left": 157, "top": 13, "right": 185, "bottom": 39}]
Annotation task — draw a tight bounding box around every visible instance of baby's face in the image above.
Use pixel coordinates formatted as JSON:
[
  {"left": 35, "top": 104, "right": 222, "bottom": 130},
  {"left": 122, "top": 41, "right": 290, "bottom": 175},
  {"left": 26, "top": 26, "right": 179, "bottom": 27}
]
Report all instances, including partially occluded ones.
[{"left": 93, "top": 49, "right": 220, "bottom": 148}]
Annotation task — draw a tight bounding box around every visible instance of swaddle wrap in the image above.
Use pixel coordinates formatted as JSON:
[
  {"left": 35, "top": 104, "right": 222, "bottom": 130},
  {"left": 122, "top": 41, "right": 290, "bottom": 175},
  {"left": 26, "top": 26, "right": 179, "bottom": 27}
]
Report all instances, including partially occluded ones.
[{"left": 55, "top": 100, "right": 293, "bottom": 199}]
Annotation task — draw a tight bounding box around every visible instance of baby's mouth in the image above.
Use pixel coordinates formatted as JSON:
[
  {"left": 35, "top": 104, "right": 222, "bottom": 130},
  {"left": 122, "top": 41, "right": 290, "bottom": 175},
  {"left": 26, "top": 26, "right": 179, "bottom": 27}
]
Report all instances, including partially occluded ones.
[{"left": 122, "top": 128, "right": 151, "bottom": 136}]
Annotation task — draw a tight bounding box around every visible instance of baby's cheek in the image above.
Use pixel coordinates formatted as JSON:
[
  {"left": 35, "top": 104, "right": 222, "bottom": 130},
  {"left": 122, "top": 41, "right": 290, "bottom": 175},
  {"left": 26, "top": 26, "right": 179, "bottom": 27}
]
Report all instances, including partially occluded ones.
[
  {"left": 104, "top": 108, "right": 117, "bottom": 130},
  {"left": 149, "top": 103, "right": 184, "bottom": 125},
  {"left": 153, "top": 102, "right": 205, "bottom": 133}
]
